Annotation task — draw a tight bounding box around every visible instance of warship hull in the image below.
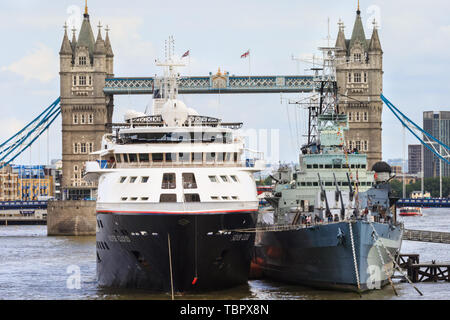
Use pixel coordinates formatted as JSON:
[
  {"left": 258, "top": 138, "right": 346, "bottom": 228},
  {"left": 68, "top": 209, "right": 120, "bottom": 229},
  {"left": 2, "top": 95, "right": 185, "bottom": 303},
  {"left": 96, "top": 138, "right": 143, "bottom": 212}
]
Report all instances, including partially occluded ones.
[
  {"left": 254, "top": 220, "right": 403, "bottom": 292},
  {"left": 96, "top": 211, "right": 257, "bottom": 292}
]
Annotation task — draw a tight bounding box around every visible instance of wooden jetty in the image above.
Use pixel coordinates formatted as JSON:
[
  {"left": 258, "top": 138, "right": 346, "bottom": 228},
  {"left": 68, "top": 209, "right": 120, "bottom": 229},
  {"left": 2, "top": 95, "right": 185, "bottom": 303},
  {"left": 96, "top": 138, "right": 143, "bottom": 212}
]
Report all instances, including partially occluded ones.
[
  {"left": 396, "top": 254, "right": 450, "bottom": 283},
  {"left": 403, "top": 229, "right": 450, "bottom": 244}
]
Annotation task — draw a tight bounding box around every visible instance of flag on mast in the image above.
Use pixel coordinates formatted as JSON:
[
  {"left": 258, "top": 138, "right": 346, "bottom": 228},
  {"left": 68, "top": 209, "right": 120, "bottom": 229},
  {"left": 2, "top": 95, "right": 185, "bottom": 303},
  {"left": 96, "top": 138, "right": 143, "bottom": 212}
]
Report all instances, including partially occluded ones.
[
  {"left": 241, "top": 50, "right": 250, "bottom": 58},
  {"left": 182, "top": 50, "right": 190, "bottom": 58}
]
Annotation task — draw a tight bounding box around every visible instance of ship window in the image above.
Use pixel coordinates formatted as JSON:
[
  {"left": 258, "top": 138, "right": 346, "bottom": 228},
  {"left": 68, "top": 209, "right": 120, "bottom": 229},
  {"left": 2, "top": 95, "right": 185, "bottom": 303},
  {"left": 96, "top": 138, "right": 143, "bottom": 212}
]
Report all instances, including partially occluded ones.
[
  {"left": 130, "top": 197, "right": 138, "bottom": 201},
  {"left": 307, "top": 182, "right": 313, "bottom": 186},
  {"left": 152, "top": 153, "right": 163, "bottom": 162},
  {"left": 139, "top": 154, "right": 149, "bottom": 163},
  {"left": 361, "top": 164, "right": 366, "bottom": 169},
  {"left": 119, "top": 177, "right": 127, "bottom": 183},
  {"left": 206, "top": 153, "right": 216, "bottom": 162},
  {"left": 160, "top": 194, "right": 177, "bottom": 203},
  {"left": 220, "top": 176, "right": 229, "bottom": 183},
  {"left": 313, "top": 182, "right": 319, "bottom": 186},
  {"left": 325, "top": 164, "right": 332, "bottom": 169},
  {"left": 230, "top": 175, "right": 239, "bottom": 182},
  {"left": 319, "top": 164, "right": 324, "bottom": 168},
  {"left": 333, "top": 164, "right": 341, "bottom": 169},
  {"left": 141, "top": 197, "right": 149, "bottom": 201},
  {"left": 342, "top": 182, "right": 349, "bottom": 186},
  {"left": 183, "top": 173, "right": 197, "bottom": 189},
  {"left": 313, "top": 164, "right": 318, "bottom": 169},
  {"left": 179, "top": 152, "right": 190, "bottom": 162},
  {"left": 123, "top": 154, "right": 129, "bottom": 163},
  {"left": 121, "top": 197, "right": 127, "bottom": 201},
  {"left": 232, "top": 196, "right": 238, "bottom": 200},
  {"left": 325, "top": 182, "right": 333, "bottom": 186},
  {"left": 192, "top": 153, "right": 203, "bottom": 163},
  {"left": 116, "top": 154, "right": 122, "bottom": 163},
  {"left": 301, "top": 182, "right": 306, "bottom": 186},
  {"left": 141, "top": 177, "right": 149, "bottom": 183},
  {"left": 185, "top": 194, "right": 200, "bottom": 203},
  {"left": 222, "top": 196, "right": 229, "bottom": 200},
  {"left": 351, "top": 164, "right": 356, "bottom": 169},
  {"left": 129, "top": 154, "right": 138, "bottom": 163},
  {"left": 209, "top": 176, "right": 218, "bottom": 183},
  {"left": 307, "top": 165, "right": 312, "bottom": 169},
  {"left": 165, "top": 153, "right": 176, "bottom": 163},
  {"left": 162, "top": 173, "right": 176, "bottom": 189},
  {"left": 217, "top": 153, "right": 225, "bottom": 163},
  {"left": 225, "top": 153, "right": 232, "bottom": 162},
  {"left": 234, "top": 153, "right": 239, "bottom": 162},
  {"left": 129, "top": 177, "right": 137, "bottom": 183},
  {"left": 343, "top": 164, "right": 349, "bottom": 169},
  {"left": 211, "top": 196, "right": 219, "bottom": 200}
]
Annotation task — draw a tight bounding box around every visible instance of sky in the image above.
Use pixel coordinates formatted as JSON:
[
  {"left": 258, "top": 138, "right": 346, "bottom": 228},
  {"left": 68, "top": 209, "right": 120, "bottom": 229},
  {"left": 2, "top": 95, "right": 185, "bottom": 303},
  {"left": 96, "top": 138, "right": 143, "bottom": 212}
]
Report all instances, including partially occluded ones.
[{"left": 0, "top": 0, "right": 449, "bottom": 166}]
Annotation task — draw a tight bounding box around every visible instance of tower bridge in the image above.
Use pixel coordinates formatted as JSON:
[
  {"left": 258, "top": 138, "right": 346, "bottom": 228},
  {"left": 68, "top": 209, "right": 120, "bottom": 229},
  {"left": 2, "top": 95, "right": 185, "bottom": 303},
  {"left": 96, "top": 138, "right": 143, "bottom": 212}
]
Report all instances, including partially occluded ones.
[
  {"left": 104, "top": 75, "right": 317, "bottom": 95},
  {"left": 1, "top": 3, "right": 386, "bottom": 201}
]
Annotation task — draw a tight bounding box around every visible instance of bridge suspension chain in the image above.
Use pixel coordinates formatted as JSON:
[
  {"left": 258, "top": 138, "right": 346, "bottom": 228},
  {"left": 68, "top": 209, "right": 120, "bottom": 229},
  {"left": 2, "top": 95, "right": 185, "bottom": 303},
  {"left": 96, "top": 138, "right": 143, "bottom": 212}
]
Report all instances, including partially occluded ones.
[
  {"left": 0, "top": 97, "right": 61, "bottom": 169},
  {"left": 381, "top": 94, "right": 450, "bottom": 165}
]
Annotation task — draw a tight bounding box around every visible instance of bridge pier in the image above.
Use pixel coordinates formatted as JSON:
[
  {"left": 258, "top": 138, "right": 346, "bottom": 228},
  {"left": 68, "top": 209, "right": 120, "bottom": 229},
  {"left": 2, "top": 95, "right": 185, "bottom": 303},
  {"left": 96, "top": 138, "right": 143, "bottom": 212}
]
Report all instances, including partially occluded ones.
[{"left": 47, "top": 200, "right": 96, "bottom": 236}]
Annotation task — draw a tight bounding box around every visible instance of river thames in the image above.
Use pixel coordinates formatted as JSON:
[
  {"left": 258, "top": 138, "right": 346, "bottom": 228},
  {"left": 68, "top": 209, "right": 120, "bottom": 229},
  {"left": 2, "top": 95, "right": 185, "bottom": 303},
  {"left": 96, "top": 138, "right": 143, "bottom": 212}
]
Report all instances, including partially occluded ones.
[{"left": 0, "top": 208, "right": 448, "bottom": 300}]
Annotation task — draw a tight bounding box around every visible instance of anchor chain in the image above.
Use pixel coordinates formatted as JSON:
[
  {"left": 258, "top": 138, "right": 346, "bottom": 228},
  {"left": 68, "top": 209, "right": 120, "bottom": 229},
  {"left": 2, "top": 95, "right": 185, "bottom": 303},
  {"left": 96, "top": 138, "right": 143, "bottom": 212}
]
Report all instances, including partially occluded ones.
[{"left": 348, "top": 221, "right": 361, "bottom": 292}]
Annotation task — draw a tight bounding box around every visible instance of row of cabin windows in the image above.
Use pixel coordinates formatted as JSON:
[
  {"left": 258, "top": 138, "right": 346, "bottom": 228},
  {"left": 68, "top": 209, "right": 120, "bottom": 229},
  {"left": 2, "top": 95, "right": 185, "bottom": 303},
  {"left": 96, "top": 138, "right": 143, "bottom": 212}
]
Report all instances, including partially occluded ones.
[
  {"left": 306, "top": 163, "right": 367, "bottom": 169},
  {"left": 208, "top": 175, "right": 239, "bottom": 183},
  {"left": 73, "top": 75, "right": 92, "bottom": 86},
  {"left": 115, "top": 152, "right": 239, "bottom": 164},
  {"left": 297, "top": 181, "right": 374, "bottom": 187},
  {"left": 348, "top": 112, "right": 368, "bottom": 122},
  {"left": 73, "top": 113, "right": 94, "bottom": 125},
  {"left": 121, "top": 194, "right": 201, "bottom": 203},
  {"left": 73, "top": 142, "right": 94, "bottom": 154},
  {"left": 119, "top": 173, "right": 198, "bottom": 190},
  {"left": 121, "top": 194, "right": 240, "bottom": 203}
]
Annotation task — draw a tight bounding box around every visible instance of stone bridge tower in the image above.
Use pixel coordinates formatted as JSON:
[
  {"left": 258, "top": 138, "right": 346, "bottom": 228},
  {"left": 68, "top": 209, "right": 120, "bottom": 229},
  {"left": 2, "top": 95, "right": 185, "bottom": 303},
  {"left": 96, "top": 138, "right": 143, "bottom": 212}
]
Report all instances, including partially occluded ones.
[
  {"left": 335, "top": 6, "right": 383, "bottom": 169},
  {"left": 59, "top": 5, "right": 114, "bottom": 200}
]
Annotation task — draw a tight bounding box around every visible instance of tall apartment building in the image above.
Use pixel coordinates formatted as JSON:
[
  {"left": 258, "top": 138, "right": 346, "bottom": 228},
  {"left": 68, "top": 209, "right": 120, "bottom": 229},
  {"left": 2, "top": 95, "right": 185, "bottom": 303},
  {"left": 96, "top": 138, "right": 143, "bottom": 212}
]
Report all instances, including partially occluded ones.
[
  {"left": 408, "top": 144, "right": 422, "bottom": 175},
  {"left": 423, "top": 111, "right": 450, "bottom": 178}
]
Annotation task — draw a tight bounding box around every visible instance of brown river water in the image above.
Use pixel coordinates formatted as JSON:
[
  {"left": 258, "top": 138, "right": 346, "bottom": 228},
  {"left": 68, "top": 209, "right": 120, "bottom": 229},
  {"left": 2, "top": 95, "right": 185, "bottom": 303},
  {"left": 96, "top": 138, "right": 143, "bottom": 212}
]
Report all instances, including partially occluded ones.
[{"left": 0, "top": 208, "right": 448, "bottom": 300}]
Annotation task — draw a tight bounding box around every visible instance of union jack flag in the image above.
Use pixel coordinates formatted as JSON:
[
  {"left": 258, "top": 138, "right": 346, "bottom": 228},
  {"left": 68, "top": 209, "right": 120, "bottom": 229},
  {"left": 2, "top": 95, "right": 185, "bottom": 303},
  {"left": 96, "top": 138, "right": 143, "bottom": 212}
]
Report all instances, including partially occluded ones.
[{"left": 241, "top": 50, "right": 250, "bottom": 58}]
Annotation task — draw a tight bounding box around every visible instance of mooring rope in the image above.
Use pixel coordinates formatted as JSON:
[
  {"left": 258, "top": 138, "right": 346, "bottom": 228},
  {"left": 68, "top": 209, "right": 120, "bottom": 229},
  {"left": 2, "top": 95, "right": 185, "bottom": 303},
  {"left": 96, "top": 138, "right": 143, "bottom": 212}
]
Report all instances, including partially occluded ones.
[{"left": 368, "top": 221, "right": 423, "bottom": 296}]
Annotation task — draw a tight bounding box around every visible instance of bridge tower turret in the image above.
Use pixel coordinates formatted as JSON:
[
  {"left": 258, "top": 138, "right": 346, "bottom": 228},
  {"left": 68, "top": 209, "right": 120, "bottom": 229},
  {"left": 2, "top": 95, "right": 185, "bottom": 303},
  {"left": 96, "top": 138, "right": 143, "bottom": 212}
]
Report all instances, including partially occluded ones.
[
  {"left": 335, "top": 5, "right": 384, "bottom": 169},
  {"left": 59, "top": 7, "right": 114, "bottom": 200}
]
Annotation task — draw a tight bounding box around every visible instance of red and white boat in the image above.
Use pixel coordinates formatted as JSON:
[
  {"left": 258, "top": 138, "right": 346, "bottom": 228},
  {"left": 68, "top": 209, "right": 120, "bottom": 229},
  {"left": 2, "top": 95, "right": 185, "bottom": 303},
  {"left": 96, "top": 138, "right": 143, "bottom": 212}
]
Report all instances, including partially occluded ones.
[{"left": 399, "top": 207, "right": 422, "bottom": 216}]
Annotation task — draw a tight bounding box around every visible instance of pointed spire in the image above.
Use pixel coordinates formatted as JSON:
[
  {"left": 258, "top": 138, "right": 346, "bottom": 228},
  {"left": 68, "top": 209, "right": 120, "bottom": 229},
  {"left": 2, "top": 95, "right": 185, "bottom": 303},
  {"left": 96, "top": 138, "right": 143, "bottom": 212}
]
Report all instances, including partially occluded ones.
[
  {"left": 335, "top": 19, "right": 347, "bottom": 52},
  {"left": 76, "top": 9, "right": 96, "bottom": 58},
  {"left": 349, "top": 5, "right": 368, "bottom": 51},
  {"left": 369, "top": 19, "right": 382, "bottom": 52},
  {"left": 104, "top": 25, "right": 114, "bottom": 58},
  {"left": 71, "top": 27, "right": 77, "bottom": 52},
  {"left": 84, "top": 0, "right": 89, "bottom": 17},
  {"left": 357, "top": 0, "right": 361, "bottom": 15},
  {"left": 60, "top": 23, "right": 72, "bottom": 55},
  {"left": 94, "top": 22, "right": 106, "bottom": 55}
]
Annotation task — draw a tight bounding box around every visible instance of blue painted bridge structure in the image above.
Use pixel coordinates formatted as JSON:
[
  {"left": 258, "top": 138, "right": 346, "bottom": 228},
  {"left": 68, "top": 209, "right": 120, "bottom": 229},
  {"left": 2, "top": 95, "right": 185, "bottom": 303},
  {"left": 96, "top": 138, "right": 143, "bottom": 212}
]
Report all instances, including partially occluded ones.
[
  {"left": 397, "top": 198, "right": 450, "bottom": 208},
  {"left": 104, "top": 74, "right": 317, "bottom": 95}
]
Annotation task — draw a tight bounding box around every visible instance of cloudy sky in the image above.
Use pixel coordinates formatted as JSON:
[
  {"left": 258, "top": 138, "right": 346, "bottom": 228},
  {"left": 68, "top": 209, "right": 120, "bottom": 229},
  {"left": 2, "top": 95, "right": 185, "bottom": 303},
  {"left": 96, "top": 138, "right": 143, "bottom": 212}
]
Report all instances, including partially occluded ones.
[{"left": 0, "top": 0, "right": 449, "bottom": 165}]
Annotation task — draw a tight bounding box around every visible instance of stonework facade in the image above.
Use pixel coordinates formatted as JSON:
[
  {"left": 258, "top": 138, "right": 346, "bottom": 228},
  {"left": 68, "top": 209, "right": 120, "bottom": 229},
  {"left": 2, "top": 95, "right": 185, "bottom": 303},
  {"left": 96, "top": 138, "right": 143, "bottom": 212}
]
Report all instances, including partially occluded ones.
[
  {"left": 59, "top": 10, "right": 114, "bottom": 200},
  {"left": 335, "top": 9, "right": 383, "bottom": 169}
]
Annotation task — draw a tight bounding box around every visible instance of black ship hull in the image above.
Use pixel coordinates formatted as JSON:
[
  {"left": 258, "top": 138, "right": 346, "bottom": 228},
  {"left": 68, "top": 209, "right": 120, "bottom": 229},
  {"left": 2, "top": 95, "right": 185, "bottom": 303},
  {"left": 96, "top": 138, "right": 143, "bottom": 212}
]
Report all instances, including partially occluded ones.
[
  {"left": 96, "top": 210, "right": 257, "bottom": 292},
  {"left": 254, "top": 220, "right": 403, "bottom": 292}
]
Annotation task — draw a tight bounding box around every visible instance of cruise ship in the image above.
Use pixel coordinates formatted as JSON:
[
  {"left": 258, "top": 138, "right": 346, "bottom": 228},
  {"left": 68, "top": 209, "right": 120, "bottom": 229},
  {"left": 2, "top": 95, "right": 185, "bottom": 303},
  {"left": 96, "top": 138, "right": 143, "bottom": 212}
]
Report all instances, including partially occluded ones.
[{"left": 84, "top": 45, "right": 264, "bottom": 292}]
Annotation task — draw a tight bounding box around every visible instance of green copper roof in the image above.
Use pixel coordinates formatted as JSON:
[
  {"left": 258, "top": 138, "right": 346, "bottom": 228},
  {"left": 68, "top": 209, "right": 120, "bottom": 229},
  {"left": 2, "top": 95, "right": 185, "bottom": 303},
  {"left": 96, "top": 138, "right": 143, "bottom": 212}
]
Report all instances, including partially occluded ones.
[
  {"left": 76, "top": 14, "right": 95, "bottom": 57},
  {"left": 349, "top": 12, "right": 368, "bottom": 51}
]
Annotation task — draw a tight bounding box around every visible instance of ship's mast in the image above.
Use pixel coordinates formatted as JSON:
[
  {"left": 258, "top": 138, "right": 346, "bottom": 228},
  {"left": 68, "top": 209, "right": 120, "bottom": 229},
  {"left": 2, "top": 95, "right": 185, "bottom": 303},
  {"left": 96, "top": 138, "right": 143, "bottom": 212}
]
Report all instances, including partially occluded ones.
[{"left": 152, "top": 36, "right": 186, "bottom": 115}]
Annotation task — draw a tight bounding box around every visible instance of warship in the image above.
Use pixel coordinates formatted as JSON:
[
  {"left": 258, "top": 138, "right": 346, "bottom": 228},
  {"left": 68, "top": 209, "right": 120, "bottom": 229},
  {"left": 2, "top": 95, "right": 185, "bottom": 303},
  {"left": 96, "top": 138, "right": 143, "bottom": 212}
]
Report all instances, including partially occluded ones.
[{"left": 254, "top": 46, "right": 404, "bottom": 292}]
